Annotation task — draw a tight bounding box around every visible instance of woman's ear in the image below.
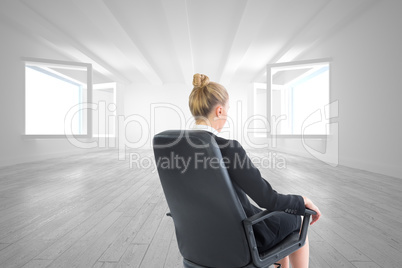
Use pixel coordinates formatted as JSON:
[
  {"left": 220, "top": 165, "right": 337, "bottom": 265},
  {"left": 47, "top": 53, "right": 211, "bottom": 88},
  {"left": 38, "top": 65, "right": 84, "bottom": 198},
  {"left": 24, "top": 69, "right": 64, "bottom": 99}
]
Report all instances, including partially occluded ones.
[{"left": 215, "top": 105, "right": 223, "bottom": 117}]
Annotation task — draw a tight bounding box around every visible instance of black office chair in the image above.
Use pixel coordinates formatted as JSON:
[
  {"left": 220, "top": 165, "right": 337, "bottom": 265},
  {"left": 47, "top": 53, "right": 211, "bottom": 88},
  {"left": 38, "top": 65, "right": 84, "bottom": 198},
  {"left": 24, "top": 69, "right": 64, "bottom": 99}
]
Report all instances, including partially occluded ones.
[{"left": 153, "top": 130, "right": 316, "bottom": 268}]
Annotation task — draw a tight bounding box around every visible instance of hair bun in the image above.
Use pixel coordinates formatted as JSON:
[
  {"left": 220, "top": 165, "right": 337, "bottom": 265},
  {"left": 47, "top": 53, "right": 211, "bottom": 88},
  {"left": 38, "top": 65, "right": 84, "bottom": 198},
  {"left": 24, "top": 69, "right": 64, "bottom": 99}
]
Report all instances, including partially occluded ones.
[{"left": 193, "top": 73, "right": 210, "bottom": 88}]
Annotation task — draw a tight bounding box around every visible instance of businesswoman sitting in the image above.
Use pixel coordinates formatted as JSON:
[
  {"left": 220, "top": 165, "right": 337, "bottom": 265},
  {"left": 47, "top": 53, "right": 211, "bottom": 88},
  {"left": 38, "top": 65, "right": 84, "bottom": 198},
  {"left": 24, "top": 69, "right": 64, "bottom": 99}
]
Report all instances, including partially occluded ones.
[{"left": 188, "top": 73, "right": 321, "bottom": 268}]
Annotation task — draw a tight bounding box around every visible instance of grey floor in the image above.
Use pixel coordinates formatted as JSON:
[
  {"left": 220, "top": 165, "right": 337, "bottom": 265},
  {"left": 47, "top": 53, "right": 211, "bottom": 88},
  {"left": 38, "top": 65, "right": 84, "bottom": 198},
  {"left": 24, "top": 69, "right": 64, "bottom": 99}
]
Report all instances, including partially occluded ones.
[{"left": 0, "top": 149, "right": 401, "bottom": 268}]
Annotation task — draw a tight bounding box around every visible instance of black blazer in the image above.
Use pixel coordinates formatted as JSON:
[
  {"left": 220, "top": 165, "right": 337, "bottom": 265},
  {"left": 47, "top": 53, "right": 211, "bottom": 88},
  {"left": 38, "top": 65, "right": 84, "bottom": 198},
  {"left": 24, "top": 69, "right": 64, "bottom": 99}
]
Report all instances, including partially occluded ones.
[{"left": 208, "top": 132, "right": 305, "bottom": 251}]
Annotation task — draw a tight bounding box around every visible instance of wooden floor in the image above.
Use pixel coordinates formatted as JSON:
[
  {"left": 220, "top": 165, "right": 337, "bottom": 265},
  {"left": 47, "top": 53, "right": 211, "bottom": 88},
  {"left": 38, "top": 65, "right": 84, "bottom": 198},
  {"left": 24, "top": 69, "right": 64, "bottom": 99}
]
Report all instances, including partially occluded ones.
[{"left": 0, "top": 148, "right": 401, "bottom": 268}]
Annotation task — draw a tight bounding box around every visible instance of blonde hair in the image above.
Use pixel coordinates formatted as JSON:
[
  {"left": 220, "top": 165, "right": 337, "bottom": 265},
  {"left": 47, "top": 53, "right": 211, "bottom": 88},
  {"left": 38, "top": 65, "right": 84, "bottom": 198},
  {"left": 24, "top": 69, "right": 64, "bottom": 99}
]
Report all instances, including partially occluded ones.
[{"left": 189, "top": 74, "right": 229, "bottom": 121}]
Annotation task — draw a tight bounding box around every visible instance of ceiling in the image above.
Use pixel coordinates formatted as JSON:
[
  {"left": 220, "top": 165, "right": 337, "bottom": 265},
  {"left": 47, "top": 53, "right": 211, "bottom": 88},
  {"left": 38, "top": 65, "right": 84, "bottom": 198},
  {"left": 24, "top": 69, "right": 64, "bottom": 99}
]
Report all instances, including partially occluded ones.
[{"left": 0, "top": 0, "right": 377, "bottom": 85}]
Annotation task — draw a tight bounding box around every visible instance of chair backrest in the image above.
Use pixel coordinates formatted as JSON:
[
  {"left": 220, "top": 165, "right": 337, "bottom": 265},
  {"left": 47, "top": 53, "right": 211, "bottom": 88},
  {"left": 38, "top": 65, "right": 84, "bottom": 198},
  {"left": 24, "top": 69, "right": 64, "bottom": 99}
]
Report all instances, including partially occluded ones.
[{"left": 153, "top": 130, "right": 251, "bottom": 267}]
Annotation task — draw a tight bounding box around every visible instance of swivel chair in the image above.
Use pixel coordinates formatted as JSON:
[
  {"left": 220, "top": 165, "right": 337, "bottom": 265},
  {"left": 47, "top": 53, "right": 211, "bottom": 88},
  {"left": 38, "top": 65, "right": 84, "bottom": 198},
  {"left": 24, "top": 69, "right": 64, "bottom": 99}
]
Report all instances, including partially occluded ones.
[{"left": 153, "top": 130, "right": 316, "bottom": 268}]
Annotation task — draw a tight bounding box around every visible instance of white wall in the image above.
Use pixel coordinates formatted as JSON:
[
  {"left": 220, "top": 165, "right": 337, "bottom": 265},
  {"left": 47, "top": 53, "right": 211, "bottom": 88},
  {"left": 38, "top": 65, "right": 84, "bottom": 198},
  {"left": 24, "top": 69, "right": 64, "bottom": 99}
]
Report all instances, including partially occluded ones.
[
  {"left": 268, "top": 0, "right": 402, "bottom": 178},
  {"left": 122, "top": 82, "right": 251, "bottom": 149},
  {"left": 122, "top": 83, "right": 189, "bottom": 150},
  {"left": 0, "top": 22, "right": 123, "bottom": 167},
  {"left": 3, "top": 1, "right": 400, "bottom": 179}
]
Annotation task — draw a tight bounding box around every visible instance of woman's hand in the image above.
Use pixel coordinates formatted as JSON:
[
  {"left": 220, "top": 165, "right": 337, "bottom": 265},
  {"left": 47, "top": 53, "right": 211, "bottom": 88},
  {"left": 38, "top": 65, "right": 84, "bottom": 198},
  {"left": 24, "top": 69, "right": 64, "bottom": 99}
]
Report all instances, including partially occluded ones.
[{"left": 302, "top": 196, "right": 321, "bottom": 225}]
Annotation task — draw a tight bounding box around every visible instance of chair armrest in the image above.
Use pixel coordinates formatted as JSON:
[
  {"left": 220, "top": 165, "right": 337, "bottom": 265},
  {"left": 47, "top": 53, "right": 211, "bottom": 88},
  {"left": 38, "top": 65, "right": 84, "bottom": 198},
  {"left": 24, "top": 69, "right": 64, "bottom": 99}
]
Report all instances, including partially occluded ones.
[
  {"left": 305, "top": 208, "right": 317, "bottom": 215},
  {"left": 243, "top": 210, "right": 283, "bottom": 226},
  {"left": 244, "top": 208, "right": 315, "bottom": 226},
  {"left": 243, "top": 209, "right": 316, "bottom": 267},
  {"left": 299, "top": 209, "right": 316, "bottom": 243}
]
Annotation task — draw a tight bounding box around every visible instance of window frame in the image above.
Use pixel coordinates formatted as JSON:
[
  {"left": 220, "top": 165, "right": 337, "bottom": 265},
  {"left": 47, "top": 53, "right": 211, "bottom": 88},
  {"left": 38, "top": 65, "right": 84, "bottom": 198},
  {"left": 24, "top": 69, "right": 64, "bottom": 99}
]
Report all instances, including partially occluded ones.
[
  {"left": 267, "top": 58, "right": 332, "bottom": 138},
  {"left": 92, "top": 82, "right": 117, "bottom": 138},
  {"left": 23, "top": 57, "right": 93, "bottom": 139},
  {"left": 252, "top": 82, "right": 268, "bottom": 138}
]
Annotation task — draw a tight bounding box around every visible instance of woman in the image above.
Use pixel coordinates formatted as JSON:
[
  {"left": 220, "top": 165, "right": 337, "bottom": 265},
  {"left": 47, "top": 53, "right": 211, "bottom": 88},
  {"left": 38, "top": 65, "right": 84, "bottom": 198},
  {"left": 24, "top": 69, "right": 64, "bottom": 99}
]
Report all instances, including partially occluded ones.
[{"left": 188, "top": 73, "right": 321, "bottom": 268}]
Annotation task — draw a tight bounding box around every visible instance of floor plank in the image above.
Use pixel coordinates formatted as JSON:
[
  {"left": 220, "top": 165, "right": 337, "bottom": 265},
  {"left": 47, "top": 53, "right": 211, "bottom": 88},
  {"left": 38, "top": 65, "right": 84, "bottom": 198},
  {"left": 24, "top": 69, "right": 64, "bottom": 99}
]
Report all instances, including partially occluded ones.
[{"left": 0, "top": 148, "right": 401, "bottom": 267}]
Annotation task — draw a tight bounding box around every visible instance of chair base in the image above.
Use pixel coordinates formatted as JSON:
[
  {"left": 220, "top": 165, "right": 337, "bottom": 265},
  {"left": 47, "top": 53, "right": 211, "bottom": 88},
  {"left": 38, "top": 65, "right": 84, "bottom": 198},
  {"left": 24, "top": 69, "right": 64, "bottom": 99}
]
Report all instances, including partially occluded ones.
[{"left": 183, "top": 258, "right": 274, "bottom": 268}]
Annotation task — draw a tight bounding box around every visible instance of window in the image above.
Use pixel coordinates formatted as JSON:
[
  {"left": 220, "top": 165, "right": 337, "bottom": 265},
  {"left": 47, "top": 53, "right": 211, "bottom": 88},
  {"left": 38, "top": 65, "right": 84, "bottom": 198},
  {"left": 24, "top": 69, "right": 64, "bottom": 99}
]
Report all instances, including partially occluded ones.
[
  {"left": 268, "top": 59, "right": 330, "bottom": 136},
  {"left": 24, "top": 58, "right": 92, "bottom": 137},
  {"left": 252, "top": 83, "right": 268, "bottom": 138},
  {"left": 92, "top": 83, "right": 116, "bottom": 138}
]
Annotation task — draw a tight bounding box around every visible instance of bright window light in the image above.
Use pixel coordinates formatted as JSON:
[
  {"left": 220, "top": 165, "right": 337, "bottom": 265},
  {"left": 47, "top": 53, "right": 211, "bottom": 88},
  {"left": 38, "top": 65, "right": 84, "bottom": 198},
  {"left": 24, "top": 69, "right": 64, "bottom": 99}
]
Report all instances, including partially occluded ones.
[
  {"left": 269, "top": 60, "right": 330, "bottom": 135},
  {"left": 92, "top": 83, "right": 117, "bottom": 138},
  {"left": 253, "top": 83, "right": 268, "bottom": 138},
  {"left": 24, "top": 59, "right": 92, "bottom": 137}
]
